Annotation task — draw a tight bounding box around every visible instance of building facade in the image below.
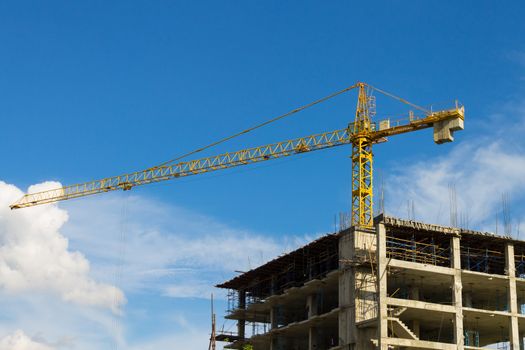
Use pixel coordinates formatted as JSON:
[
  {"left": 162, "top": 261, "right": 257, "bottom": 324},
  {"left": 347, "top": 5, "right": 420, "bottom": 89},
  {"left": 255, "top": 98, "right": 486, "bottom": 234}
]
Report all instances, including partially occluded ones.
[{"left": 217, "top": 215, "right": 525, "bottom": 349}]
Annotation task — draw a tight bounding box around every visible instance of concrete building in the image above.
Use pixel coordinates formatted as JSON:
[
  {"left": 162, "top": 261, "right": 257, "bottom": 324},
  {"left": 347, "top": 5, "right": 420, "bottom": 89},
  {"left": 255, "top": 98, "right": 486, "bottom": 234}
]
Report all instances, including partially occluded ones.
[{"left": 216, "top": 215, "right": 525, "bottom": 350}]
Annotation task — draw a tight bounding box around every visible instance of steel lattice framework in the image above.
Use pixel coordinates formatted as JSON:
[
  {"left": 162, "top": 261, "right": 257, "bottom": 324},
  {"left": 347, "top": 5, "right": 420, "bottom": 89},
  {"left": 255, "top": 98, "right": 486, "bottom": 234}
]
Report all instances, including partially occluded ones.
[
  {"left": 351, "top": 83, "right": 375, "bottom": 227},
  {"left": 10, "top": 128, "right": 353, "bottom": 209}
]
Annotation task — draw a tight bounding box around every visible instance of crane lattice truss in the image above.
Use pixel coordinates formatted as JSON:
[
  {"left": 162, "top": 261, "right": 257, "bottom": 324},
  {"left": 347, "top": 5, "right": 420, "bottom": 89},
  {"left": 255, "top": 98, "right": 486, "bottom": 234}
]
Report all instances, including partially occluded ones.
[{"left": 10, "top": 83, "right": 464, "bottom": 228}]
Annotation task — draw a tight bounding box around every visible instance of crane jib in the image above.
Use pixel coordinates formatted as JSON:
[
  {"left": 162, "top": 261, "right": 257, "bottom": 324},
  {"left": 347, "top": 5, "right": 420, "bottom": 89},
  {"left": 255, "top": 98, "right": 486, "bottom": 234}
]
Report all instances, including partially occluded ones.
[{"left": 10, "top": 128, "right": 353, "bottom": 209}]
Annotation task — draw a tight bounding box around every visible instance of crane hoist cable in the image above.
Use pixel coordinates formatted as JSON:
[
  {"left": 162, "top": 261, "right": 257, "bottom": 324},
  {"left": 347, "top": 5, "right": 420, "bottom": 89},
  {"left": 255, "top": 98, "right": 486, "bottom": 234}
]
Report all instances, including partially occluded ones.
[
  {"left": 365, "top": 83, "right": 431, "bottom": 114},
  {"left": 156, "top": 83, "right": 359, "bottom": 167}
]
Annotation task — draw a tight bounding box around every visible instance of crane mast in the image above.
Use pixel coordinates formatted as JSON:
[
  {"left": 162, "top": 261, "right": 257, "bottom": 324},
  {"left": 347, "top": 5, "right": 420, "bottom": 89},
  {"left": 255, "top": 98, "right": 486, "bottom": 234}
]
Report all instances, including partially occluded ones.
[
  {"left": 351, "top": 83, "right": 374, "bottom": 227},
  {"left": 10, "top": 82, "right": 464, "bottom": 229}
]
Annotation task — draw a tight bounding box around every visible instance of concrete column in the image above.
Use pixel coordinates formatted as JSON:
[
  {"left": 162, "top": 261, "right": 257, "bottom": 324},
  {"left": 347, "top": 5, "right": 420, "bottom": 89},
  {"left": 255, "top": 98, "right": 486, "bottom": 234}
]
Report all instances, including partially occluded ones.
[
  {"left": 270, "top": 335, "right": 283, "bottom": 350},
  {"left": 338, "top": 229, "right": 356, "bottom": 349},
  {"left": 451, "top": 236, "right": 464, "bottom": 349},
  {"left": 307, "top": 293, "right": 318, "bottom": 318},
  {"left": 409, "top": 286, "right": 419, "bottom": 301},
  {"left": 271, "top": 275, "right": 277, "bottom": 294},
  {"left": 377, "top": 223, "right": 389, "bottom": 350},
  {"left": 506, "top": 243, "right": 520, "bottom": 349},
  {"left": 238, "top": 290, "right": 246, "bottom": 339},
  {"left": 309, "top": 326, "right": 319, "bottom": 350},
  {"left": 464, "top": 291, "right": 473, "bottom": 308},
  {"left": 239, "top": 290, "right": 246, "bottom": 308},
  {"left": 410, "top": 286, "right": 420, "bottom": 337},
  {"left": 270, "top": 305, "right": 278, "bottom": 329}
]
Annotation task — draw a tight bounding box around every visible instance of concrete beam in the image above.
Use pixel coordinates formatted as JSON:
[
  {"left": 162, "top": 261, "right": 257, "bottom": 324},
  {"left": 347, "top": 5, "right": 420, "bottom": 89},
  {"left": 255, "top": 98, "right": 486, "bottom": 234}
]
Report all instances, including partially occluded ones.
[
  {"left": 275, "top": 308, "right": 339, "bottom": 331},
  {"left": 383, "top": 337, "right": 457, "bottom": 350},
  {"left": 462, "top": 269, "right": 509, "bottom": 281},
  {"left": 386, "top": 297, "right": 456, "bottom": 314},
  {"left": 381, "top": 216, "right": 460, "bottom": 235},
  {"left": 463, "top": 307, "right": 514, "bottom": 317},
  {"left": 388, "top": 258, "right": 454, "bottom": 276}
]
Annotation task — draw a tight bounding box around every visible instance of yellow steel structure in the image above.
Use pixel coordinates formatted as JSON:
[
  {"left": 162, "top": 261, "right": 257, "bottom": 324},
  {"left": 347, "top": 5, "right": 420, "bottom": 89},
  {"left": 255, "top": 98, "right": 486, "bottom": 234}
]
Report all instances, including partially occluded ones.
[
  {"left": 10, "top": 83, "right": 464, "bottom": 228},
  {"left": 351, "top": 83, "right": 374, "bottom": 227},
  {"left": 10, "top": 128, "right": 354, "bottom": 208}
]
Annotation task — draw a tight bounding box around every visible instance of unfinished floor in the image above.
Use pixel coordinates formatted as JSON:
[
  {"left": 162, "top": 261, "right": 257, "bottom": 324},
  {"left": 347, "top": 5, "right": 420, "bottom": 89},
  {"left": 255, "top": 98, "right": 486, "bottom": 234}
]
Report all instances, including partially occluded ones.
[{"left": 216, "top": 215, "right": 525, "bottom": 349}]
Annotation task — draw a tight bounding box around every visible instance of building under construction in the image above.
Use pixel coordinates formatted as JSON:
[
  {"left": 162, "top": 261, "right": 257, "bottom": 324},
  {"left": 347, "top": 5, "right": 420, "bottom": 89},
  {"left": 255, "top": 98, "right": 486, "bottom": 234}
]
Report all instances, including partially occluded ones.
[
  {"left": 4, "top": 81, "right": 468, "bottom": 348},
  {"left": 216, "top": 215, "right": 525, "bottom": 350}
]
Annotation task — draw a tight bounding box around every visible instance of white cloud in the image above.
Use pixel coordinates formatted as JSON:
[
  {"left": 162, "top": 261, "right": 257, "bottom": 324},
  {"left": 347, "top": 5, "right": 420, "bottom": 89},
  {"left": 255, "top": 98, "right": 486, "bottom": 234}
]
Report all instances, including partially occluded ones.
[
  {"left": 0, "top": 179, "right": 310, "bottom": 349},
  {"left": 387, "top": 141, "right": 525, "bottom": 226},
  {"left": 0, "top": 181, "right": 125, "bottom": 313},
  {"left": 0, "top": 330, "right": 53, "bottom": 350},
  {"left": 0, "top": 292, "right": 129, "bottom": 350},
  {"left": 386, "top": 102, "right": 525, "bottom": 234},
  {"left": 126, "top": 328, "right": 209, "bottom": 350},
  {"left": 164, "top": 280, "right": 214, "bottom": 299},
  {"left": 62, "top": 194, "right": 291, "bottom": 298}
]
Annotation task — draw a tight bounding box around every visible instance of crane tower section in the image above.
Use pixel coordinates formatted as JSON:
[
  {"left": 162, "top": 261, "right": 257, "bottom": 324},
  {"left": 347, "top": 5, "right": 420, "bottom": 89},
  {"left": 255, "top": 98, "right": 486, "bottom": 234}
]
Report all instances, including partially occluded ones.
[{"left": 351, "top": 83, "right": 375, "bottom": 229}]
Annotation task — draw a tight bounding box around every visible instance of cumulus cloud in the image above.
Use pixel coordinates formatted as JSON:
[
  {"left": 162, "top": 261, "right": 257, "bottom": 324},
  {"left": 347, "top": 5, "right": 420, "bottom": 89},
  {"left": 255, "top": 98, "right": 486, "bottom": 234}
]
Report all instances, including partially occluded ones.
[
  {"left": 0, "top": 330, "right": 53, "bottom": 350},
  {"left": 62, "top": 194, "right": 290, "bottom": 299},
  {"left": 387, "top": 141, "right": 525, "bottom": 226},
  {"left": 386, "top": 102, "right": 525, "bottom": 233},
  {"left": 0, "top": 181, "right": 125, "bottom": 313},
  {"left": 0, "top": 178, "right": 307, "bottom": 349}
]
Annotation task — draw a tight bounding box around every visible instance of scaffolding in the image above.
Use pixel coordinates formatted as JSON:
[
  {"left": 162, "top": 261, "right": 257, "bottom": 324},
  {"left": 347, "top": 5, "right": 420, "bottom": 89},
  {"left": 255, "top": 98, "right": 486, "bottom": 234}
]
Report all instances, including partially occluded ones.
[
  {"left": 386, "top": 235, "right": 450, "bottom": 266},
  {"left": 515, "top": 252, "right": 525, "bottom": 278},
  {"left": 464, "top": 330, "right": 480, "bottom": 346},
  {"left": 461, "top": 246, "right": 506, "bottom": 275},
  {"left": 355, "top": 268, "right": 377, "bottom": 322},
  {"left": 217, "top": 216, "right": 525, "bottom": 350},
  {"left": 223, "top": 234, "right": 339, "bottom": 312}
]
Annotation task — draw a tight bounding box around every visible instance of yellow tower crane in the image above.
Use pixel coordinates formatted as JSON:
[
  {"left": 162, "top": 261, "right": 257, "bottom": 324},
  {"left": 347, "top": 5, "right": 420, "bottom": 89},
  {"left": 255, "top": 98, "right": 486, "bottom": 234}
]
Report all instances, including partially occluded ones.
[{"left": 10, "top": 82, "right": 464, "bottom": 228}]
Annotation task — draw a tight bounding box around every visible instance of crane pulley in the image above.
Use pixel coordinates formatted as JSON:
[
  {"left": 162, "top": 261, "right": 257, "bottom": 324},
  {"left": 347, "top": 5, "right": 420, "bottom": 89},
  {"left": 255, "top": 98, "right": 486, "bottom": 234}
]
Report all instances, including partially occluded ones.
[{"left": 10, "top": 82, "right": 464, "bottom": 228}]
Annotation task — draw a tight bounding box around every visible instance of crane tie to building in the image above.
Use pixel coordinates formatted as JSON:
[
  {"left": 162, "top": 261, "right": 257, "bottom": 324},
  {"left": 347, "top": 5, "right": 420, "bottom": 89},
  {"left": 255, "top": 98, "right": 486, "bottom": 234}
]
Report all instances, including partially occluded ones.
[{"left": 156, "top": 83, "right": 360, "bottom": 168}]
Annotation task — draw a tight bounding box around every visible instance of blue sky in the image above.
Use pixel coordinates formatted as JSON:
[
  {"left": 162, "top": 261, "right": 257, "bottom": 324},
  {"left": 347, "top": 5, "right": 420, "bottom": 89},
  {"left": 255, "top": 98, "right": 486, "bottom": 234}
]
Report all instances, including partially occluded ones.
[{"left": 1, "top": 1, "right": 524, "bottom": 349}]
